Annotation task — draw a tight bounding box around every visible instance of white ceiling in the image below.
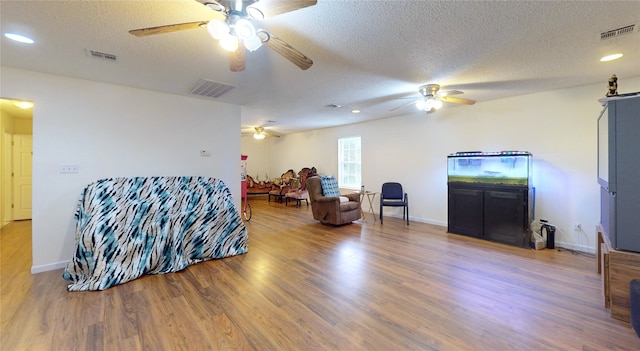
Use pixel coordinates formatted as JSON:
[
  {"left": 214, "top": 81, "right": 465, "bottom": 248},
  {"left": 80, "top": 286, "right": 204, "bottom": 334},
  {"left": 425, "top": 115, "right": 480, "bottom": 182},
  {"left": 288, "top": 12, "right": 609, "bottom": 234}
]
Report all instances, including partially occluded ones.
[{"left": 1, "top": 1, "right": 639, "bottom": 135}]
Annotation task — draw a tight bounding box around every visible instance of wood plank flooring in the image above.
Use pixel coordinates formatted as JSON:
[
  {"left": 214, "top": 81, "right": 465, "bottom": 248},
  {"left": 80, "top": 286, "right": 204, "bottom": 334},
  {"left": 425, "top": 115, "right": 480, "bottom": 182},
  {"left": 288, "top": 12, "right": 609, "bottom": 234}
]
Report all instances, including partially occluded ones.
[{"left": 1, "top": 195, "right": 639, "bottom": 350}]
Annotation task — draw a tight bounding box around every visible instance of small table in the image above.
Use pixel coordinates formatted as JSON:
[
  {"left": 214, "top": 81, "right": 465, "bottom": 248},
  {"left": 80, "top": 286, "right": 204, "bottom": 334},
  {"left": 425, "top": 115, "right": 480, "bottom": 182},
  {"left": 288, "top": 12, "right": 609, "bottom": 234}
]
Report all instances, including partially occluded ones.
[{"left": 359, "top": 191, "right": 378, "bottom": 222}]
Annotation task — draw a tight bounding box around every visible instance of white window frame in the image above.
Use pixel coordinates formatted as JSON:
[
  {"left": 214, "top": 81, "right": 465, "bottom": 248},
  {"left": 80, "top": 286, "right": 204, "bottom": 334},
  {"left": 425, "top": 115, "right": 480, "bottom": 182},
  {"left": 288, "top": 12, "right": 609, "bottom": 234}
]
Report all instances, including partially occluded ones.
[{"left": 338, "top": 136, "right": 361, "bottom": 190}]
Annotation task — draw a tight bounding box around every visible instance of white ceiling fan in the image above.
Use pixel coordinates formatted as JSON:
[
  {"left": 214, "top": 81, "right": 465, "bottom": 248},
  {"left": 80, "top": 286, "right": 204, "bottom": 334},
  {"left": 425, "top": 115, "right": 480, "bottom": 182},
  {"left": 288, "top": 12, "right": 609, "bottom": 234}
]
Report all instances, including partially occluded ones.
[
  {"left": 129, "top": 0, "right": 316, "bottom": 72},
  {"left": 392, "top": 84, "right": 476, "bottom": 113},
  {"left": 242, "top": 126, "right": 280, "bottom": 139}
]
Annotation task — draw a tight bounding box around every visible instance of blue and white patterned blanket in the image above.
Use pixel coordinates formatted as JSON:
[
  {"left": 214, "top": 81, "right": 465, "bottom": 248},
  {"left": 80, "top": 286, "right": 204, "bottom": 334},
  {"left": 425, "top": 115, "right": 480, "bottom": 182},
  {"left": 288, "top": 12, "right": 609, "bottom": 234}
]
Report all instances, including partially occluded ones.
[{"left": 63, "top": 176, "right": 248, "bottom": 291}]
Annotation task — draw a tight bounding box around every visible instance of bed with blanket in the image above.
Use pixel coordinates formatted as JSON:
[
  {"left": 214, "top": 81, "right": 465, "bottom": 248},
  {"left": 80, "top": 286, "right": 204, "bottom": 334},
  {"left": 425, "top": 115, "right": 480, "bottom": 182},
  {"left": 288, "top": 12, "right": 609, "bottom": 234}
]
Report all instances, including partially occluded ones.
[{"left": 63, "top": 176, "right": 248, "bottom": 291}]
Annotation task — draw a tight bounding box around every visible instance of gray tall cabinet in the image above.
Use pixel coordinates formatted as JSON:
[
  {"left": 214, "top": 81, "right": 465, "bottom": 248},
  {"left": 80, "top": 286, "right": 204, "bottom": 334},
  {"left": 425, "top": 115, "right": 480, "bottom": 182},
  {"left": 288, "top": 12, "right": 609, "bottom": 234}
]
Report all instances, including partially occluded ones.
[{"left": 598, "top": 94, "right": 640, "bottom": 253}]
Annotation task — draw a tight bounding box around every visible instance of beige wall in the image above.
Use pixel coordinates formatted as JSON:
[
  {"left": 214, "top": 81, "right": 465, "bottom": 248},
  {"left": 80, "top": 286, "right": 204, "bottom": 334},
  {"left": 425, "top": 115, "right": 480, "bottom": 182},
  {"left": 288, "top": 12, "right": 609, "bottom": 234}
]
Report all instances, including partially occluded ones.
[
  {"left": 240, "top": 136, "right": 273, "bottom": 181},
  {"left": 1, "top": 66, "right": 242, "bottom": 273},
  {"left": 263, "top": 77, "right": 640, "bottom": 253}
]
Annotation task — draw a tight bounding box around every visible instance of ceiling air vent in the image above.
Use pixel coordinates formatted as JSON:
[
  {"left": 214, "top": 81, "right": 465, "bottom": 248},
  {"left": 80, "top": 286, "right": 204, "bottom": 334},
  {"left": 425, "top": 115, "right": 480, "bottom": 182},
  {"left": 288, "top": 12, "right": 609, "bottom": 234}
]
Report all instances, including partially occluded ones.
[
  {"left": 85, "top": 49, "right": 117, "bottom": 62},
  {"left": 189, "top": 79, "right": 236, "bottom": 98},
  {"left": 600, "top": 24, "right": 636, "bottom": 40}
]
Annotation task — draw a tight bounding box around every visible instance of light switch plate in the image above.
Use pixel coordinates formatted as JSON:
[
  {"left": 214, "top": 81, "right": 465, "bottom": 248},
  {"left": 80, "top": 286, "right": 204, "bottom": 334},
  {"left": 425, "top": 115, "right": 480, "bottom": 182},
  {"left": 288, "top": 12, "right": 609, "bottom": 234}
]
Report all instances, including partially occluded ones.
[{"left": 60, "top": 164, "right": 79, "bottom": 174}]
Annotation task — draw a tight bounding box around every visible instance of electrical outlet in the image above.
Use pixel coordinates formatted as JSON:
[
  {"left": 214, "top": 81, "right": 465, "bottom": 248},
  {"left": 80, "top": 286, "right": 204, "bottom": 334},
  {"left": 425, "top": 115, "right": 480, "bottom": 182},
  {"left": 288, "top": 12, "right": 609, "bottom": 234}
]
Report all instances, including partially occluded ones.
[{"left": 574, "top": 222, "right": 582, "bottom": 231}]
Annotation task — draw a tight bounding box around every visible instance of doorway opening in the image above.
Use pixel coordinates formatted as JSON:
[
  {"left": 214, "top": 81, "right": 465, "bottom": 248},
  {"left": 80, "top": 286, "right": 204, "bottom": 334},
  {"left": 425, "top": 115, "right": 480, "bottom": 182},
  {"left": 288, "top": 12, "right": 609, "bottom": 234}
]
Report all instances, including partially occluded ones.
[{"left": 1, "top": 97, "right": 33, "bottom": 271}]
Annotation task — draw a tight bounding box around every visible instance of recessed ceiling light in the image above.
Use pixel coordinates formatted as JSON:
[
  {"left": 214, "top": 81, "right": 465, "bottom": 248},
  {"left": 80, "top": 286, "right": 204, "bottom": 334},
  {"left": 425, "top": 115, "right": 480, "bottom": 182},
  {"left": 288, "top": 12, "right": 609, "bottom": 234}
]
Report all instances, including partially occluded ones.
[
  {"left": 4, "top": 32, "right": 34, "bottom": 44},
  {"left": 351, "top": 109, "right": 361, "bottom": 114},
  {"left": 600, "top": 53, "right": 623, "bottom": 62}
]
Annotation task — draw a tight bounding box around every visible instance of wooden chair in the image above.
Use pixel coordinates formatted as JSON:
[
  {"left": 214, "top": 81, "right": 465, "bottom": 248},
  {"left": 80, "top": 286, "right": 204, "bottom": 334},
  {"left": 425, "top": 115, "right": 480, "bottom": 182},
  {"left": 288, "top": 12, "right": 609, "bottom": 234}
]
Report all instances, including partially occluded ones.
[
  {"left": 268, "top": 169, "right": 295, "bottom": 202},
  {"left": 285, "top": 168, "right": 312, "bottom": 207}
]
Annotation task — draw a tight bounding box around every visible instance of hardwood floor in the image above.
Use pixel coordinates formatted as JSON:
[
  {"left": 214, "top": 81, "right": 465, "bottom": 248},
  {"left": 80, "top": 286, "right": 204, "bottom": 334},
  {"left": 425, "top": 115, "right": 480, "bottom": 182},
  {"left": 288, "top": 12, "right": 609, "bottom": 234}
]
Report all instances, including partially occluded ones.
[{"left": 1, "top": 196, "right": 639, "bottom": 350}]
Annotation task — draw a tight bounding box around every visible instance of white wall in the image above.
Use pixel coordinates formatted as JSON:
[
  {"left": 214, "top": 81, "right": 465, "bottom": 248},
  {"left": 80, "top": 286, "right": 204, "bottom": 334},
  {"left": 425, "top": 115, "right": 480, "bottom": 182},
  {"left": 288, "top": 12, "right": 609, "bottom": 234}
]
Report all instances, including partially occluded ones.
[
  {"left": 240, "top": 136, "right": 273, "bottom": 181},
  {"left": 254, "top": 129, "right": 342, "bottom": 178},
  {"left": 267, "top": 77, "right": 640, "bottom": 253},
  {"left": 0, "top": 67, "right": 242, "bottom": 273}
]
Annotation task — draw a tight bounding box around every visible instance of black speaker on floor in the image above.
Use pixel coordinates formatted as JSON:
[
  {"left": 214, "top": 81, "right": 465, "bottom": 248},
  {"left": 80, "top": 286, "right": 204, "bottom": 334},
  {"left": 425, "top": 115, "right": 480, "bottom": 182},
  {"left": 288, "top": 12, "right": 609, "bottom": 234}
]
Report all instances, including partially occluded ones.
[
  {"left": 541, "top": 223, "right": 556, "bottom": 249},
  {"left": 631, "top": 279, "right": 640, "bottom": 338}
]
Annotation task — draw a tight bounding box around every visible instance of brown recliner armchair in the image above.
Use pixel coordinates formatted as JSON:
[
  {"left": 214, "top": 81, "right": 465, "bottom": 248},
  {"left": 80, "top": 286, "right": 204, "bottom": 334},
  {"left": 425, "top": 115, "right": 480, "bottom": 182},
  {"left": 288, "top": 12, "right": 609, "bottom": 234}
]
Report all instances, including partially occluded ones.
[{"left": 306, "top": 176, "right": 361, "bottom": 225}]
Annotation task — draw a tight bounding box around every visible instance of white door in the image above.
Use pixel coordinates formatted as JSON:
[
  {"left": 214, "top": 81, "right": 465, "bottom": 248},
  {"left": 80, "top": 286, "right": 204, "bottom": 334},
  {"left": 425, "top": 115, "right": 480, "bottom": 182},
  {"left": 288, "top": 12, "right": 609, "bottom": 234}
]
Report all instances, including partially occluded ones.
[{"left": 12, "top": 134, "right": 32, "bottom": 220}]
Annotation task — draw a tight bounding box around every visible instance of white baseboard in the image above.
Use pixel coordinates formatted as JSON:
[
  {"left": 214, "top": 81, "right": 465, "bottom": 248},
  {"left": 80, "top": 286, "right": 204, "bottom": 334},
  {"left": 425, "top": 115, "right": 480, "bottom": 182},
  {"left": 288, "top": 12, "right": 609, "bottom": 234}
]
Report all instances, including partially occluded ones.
[
  {"left": 395, "top": 216, "right": 597, "bottom": 254},
  {"left": 412, "top": 217, "right": 447, "bottom": 227},
  {"left": 31, "top": 260, "right": 69, "bottom": 274},
  {"left": 555, "top": 242, "right": 596, "bottom": 255},
  {"left": 376, "top": 212, "right": 448, "bottom": 227}
]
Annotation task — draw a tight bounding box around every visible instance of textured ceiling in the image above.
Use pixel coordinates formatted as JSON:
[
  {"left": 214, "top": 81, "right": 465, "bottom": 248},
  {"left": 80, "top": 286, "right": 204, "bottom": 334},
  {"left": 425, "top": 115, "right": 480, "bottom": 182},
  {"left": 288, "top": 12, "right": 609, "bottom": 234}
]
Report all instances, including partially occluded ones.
[{"left": 1, "top": 0, "right": 639, "bottom": 135}]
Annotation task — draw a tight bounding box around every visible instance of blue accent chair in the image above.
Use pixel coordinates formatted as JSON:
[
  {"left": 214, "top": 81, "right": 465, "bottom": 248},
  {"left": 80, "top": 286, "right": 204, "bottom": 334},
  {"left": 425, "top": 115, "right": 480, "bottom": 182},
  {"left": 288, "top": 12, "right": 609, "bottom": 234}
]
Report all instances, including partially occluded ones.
[{"left": 380, "top": 182, "right": 409, "bottom": 225}]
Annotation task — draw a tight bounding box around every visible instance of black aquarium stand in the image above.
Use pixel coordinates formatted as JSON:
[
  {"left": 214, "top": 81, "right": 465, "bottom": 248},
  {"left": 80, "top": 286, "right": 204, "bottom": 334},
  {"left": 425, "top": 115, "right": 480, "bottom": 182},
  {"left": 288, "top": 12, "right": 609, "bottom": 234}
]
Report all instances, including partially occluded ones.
[{"left": 448, "top": 182, "right": 532, "bottom": 248}]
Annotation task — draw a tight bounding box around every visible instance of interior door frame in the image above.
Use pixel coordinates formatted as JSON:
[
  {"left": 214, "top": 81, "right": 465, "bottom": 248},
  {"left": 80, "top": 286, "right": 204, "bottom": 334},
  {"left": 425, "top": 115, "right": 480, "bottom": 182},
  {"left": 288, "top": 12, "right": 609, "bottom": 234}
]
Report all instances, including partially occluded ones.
[{"left": 2, "top": 131, "right": 13, "bottom": 226}]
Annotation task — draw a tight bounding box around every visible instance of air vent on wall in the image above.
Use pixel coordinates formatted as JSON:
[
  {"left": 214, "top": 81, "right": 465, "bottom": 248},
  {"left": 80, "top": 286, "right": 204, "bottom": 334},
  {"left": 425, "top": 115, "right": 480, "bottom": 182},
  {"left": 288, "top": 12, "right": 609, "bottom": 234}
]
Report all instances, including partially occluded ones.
[
  {"left": 85, "top": 49, "right": 117, "bottom": 62},
  {"left": 189, "top": 79, "right": 236, "bottom": 98},
  {"left": 600, "top": 24, "right": 636, "bottom": 41}
]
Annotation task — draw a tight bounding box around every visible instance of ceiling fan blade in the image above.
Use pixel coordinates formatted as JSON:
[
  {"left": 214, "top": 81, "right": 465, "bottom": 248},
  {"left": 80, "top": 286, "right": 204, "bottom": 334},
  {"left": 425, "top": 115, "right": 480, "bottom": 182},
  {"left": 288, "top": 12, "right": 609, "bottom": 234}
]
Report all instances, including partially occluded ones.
[
  {"left": 262, "top": 33, "right": 313, "bottom": 70},
  {"left": 438, "top": 90, "right": 463, "bottom": 97},
  {"left": 230, "top": 46, "right": 246, "bottom": 72},
  {"left": 390, "top": 100, "right": 417, "bottom": 112},
  {"left": 439, "top": 96, "right": 476, "bottom": 105},
  {"left": 129, "top": 21, "right": 209, "bottom": 37},
  {"left": 247, "top": 0, "right": 317, "bottom": 18}
]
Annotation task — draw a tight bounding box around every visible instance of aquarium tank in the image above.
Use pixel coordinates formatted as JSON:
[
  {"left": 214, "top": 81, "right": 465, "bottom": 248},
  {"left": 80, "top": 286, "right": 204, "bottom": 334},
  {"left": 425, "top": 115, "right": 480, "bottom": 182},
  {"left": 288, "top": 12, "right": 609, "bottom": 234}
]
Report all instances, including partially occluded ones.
[{"left": 447, "top": 151, "right": 532, "bottom": 186}]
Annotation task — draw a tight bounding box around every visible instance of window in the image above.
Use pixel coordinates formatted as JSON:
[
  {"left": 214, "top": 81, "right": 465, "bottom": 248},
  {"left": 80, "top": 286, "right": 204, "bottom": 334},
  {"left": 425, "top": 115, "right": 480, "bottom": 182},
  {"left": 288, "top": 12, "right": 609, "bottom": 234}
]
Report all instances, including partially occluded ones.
[{"left": 338, "top": 136, "right": 361, "bottom": 189}]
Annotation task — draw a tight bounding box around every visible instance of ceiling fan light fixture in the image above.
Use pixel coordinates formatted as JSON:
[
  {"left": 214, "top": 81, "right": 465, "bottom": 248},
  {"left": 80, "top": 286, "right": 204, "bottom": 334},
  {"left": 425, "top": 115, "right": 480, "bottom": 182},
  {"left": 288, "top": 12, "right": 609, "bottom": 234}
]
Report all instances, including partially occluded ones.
[
  {"left": 207, "top": 19, "right": 229, "bottom": 39},
  {"left": 204, "top": 1, "right": 226, "bottom": 12},
  {"left": 244, "top": 35, "right": 262, "bottom": 51},
  {"left": 418, "top": 98, "right": 435, "bottom": 111},
  {"left": 219, "top": 35, "right": 239, "bottom": 52},
  {"left": 256, "top": 30, "right": 271, "bottom": 43},
  {"left": 425, "top": 98, "right": 435, "bottom": 110},
  {"left": 235, "top": 19, "right": 256, "bottom": 40},
  {"left": 416, "top": 97, "right": 442, "bottom": 111},
  {"left": 246, "top": 6, "right": 265, "bottom": 20},
  {"left": 253, "top": 132, "right": 266, "bottom": 140}
]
